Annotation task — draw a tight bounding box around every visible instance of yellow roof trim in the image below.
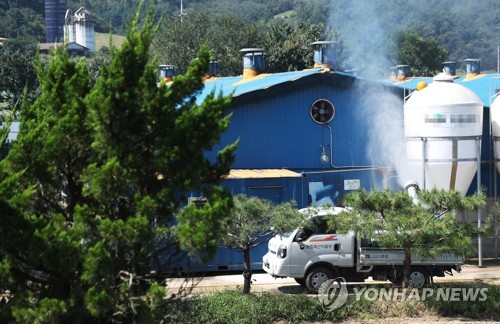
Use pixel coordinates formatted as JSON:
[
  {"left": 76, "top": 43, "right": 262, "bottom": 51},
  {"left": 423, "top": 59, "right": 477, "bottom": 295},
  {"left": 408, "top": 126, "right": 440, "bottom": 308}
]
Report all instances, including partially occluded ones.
[
  {"left": 462, "top": 73, "right": 486, "bottom": 82},
  {"left": 226, "top": 169, "right": 302, "bottom": 179},
  {"left": 232, "top": 73, "right": 272, "bottom": 87},
  {"left": 203, "top": 76, "right": 220, "bottom": 83}
]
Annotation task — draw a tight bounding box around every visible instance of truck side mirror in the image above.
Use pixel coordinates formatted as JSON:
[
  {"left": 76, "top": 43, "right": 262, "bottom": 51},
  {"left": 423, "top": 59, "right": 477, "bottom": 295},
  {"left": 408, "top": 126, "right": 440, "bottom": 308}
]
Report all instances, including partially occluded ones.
[{"left": 296, "top": 237, "right": 306, "bottom": 249}]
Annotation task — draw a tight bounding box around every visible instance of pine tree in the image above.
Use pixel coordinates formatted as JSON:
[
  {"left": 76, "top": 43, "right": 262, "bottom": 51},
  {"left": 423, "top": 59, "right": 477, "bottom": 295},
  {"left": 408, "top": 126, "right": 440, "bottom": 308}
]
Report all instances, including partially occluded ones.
[
  {"left": 0, "top": 44, "right": 93, "bottom": 321},
  {"left": 218, "top": 194, "right": 304, "bottom": 294},
  {"left": 0, "top": 2, "right": 236, "bottom": 322},
  {"left": 331, "top": 188, "right": 487, "bottom": 288}
]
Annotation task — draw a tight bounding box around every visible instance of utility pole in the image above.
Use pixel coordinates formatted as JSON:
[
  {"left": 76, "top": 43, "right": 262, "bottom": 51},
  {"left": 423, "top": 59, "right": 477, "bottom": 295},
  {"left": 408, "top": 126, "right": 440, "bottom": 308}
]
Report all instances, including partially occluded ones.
[{"left": 179, "top": 0, "right": 187, "bottom": 22}]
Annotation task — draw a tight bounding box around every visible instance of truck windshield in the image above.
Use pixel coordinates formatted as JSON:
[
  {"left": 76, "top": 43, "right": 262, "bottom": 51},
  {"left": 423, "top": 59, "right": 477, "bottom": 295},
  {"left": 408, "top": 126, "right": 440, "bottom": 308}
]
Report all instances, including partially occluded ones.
[
  {"left": 295, "top": 216, "right": 335, "bottom": 241},
  {"left": 280, "top": 230, "right": 294, "bottom": 239}
]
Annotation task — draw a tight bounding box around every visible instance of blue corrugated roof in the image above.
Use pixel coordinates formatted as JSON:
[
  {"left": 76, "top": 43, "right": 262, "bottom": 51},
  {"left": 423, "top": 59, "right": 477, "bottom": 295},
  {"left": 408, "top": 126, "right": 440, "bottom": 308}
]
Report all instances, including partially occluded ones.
[
  {"left": 196, "top": 68, "right": 388, "bottom": 105},
  {"left": 456, "top": 74, "right": 500, "bottom": 107},
  {"left": 387, "top": 74, "right": 500, "bottom": 108},
  {"left": 196, "top": 68, "right": 499, "bottom": 108},
  {"left": 196, "top": 68, "right": 329, "bottom": 104}
]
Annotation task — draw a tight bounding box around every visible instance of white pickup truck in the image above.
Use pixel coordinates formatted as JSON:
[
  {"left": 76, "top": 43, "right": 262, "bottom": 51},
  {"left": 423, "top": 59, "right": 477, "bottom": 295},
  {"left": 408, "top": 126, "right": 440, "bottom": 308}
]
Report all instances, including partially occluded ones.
[{"left": 262, "top": 207, "right": 463, "bottom": 292}]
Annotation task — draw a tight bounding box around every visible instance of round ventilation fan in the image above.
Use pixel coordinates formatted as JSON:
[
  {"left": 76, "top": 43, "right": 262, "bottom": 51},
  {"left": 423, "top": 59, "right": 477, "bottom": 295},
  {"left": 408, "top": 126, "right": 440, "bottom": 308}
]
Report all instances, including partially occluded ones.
[{"left": 310, "top": 99, "right": 335, "bottom": 124}]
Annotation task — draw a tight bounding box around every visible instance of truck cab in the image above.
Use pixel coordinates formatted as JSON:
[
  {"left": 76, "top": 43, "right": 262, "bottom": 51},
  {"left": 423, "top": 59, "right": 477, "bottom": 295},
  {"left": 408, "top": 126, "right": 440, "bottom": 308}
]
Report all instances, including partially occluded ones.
[{"left": 263, "top": 207, "right": 357, "bottom": 290}]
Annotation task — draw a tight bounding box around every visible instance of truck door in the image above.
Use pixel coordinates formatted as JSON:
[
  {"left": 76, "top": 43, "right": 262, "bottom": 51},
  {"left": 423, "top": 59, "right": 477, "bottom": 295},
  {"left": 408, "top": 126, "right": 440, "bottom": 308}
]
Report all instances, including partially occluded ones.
[{"left": 289, "top": 216, "right": 341, "bottom": 276}]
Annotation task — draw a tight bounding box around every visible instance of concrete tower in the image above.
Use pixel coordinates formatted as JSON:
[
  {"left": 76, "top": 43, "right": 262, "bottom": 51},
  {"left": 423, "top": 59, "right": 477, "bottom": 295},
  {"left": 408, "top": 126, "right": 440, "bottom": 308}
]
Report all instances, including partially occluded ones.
[
  {"left": 64, "top": 9, "right": 75, "bottom": 43},
  {"left": 74, "top": 7, "right": 95, "bottom": 52}
]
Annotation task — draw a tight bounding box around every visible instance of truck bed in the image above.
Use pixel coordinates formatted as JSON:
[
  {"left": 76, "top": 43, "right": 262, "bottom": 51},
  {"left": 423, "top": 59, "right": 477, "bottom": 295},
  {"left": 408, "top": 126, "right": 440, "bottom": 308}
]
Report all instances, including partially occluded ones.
[{"left": 358, "top": 247, "right": 462, "bottom": 266}]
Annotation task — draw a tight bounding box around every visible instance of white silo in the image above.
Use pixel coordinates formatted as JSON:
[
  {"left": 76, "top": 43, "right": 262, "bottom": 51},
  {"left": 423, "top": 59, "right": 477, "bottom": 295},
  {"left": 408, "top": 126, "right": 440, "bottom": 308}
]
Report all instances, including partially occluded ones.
[
  {"left": 404, "top": 73, "right": 483, "bottom": 195},
  {"left": 491, "top": 94, "right": 500, "bottom": 173},
  {"left": 74, "top": 7, "right": 95, "bottom": 52},
  {"left": 64, "top": 9, "right": 75, "bottom": 43}
]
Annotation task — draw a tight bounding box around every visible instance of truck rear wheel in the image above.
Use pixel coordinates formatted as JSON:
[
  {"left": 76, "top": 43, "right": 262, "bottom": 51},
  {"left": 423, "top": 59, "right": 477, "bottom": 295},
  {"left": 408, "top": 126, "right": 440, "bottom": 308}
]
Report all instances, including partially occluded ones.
[
  {"left": 305, "top": 266, "right": 335, "bottom": 293},
  {"left": 389, "top": 267, "right": 429, "bottom": 288},
  {"left": 408, "top": 267, "right": 429, "bottom": 288}
]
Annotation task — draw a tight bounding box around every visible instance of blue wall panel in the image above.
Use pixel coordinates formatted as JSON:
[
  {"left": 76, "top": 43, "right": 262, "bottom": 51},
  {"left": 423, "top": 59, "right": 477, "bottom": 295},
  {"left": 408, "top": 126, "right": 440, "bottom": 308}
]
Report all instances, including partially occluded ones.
[{"left": 209, "top": 74, "right": 402, "bottom": 172}]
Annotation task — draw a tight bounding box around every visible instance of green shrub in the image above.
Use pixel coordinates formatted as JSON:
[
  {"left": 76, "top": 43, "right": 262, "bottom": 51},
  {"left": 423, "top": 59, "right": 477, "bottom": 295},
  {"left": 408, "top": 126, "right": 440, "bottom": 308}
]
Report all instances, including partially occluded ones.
[
  {"left": 424, "top": 282, "right": 499, "bottom": 320},
  {"left": 162, "top": 284, "right": 500, "bottom": 323},
  {"left": 164, "top": 289, "right": 369, "bottom": 323}
]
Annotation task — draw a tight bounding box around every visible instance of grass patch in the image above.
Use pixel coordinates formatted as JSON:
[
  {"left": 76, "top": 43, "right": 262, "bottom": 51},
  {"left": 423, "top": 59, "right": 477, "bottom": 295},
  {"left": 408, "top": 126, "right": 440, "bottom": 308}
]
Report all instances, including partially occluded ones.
[
  {"left": 273, "top": 10, "right": 296, "bottom": 20},
  {"left": 165, "top": 289, "right": 370, "bottom": 323},
  {"left": 424, "top": 282, "right": 499, "bottom": 320},
  {"left": 94, "top": 32, "right": 126, "bottom": 51},
  {"left": 162, "top": 283, "right": 499, "bottom": 323}
]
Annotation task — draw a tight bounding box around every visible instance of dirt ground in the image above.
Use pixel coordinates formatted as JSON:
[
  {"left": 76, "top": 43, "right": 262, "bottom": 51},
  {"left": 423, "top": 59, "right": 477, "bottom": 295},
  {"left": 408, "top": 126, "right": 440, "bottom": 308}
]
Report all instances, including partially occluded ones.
[{"left": 165, "top": 259, "right": 500, "bottom": 295}]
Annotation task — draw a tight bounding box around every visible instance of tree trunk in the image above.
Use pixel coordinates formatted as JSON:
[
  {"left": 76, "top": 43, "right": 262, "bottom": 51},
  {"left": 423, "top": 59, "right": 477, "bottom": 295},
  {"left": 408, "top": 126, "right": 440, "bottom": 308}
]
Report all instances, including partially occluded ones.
[
  {"left": 243, "top": 247, "right": 252, "bottom": 294},
  {"left": 402, "top": 247, "right": 412, "bottom": 288}
]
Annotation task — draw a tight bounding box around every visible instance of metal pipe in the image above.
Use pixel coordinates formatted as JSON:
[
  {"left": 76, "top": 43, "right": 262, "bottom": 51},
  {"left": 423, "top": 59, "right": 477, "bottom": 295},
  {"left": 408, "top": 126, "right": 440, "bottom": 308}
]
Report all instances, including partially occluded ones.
[
  {"left": 477, "top": 136, "right": 483, "bottom": 267},
  {"left": 422, "top": 138, "right": 427, "bottom": 190},
  {"left": 490, "top": 102, "right": 498, "bottom": 261},
  {"left": 496, "top": 210, "right": 499, "bottom": 260},
  {"left": 300, "top": 167, "right": 394, "bottom": 175},
  {"left": 325, "top": 124, "right": 336, "bottom": 169},
  {"left": 490, "top": 106, "right": 498, "bottom": 261}
]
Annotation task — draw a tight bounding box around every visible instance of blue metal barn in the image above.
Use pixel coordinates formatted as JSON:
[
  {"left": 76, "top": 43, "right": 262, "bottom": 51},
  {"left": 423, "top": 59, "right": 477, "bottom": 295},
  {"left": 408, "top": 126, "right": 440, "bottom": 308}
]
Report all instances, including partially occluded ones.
[
  {"left": 174, "top": 61, "right": 410, "bottom": 271},
  {"left": 3, "top": 49, "right": 498, "bottom": 271},
  {"left": 173, "top": 55, "right": 500, "bottom": 271}
]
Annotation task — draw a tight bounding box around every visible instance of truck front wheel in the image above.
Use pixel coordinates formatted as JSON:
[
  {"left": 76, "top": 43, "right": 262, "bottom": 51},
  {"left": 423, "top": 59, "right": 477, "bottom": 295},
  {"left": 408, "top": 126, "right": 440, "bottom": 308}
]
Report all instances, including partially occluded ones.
[{"left": 305, "top": 266, "right": 336, "bottom": 293}]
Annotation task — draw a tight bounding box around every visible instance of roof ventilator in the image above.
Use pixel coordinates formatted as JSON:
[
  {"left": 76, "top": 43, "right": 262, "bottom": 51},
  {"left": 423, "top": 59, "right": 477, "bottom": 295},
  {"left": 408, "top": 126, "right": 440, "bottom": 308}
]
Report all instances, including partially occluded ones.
[
  {"left": 240, "top": 48, "right": 267, "bottom": 79},
  {"left": 442, "top": 61, "right": 457, "bottom": 76},
  {"left": 311, "top": 41, "right": 338, "bottom": 69},
  {"left": 466, "top": 59, "right": 481, "bottom": 75},
  {"left": 159, "top": 64, "right": 178, "bottom": 82}
]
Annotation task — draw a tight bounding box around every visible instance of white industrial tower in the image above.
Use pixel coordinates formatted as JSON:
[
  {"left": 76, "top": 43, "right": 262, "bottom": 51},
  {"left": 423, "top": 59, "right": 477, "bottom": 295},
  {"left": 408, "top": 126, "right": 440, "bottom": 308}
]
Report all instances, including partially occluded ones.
[{"left": 64, "top": 7, "right": 95, "bottom": 52}]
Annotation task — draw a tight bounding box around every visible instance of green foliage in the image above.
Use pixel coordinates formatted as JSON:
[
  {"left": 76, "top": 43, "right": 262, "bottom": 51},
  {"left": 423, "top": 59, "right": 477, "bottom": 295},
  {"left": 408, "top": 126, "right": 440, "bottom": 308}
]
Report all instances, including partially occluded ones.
[
  {"left": 153, "top": 12, "right": 263, "bottom": 76},
  {"left": 265, "top": 20, "right": 340, "bottom": 72},
  {"left": 12, "top": 298, "right": 68, "bottom": 323},
  {"left": 176, "top": 188, "right": 234, "bottom": 261},
  {"left": 333, "top": 188, "right": 485, "bottom": 256},
  {"left": 425, "top": 282, "right": 500, "bottom": 320},
  {"left": 392, "top": 30, "right": 447, "bottom": 76},
  {"left": 0, "top": 6, "right": 45, "bottom": 41},
  {"left": 164, "top": 283, "right": 499, "bottom": 323},
  {"left": 294, "top": 0, "right": 332, "bottom": 25},
  {"left": 217, "top": 194, "right": 303, "bottom": 293},
  {"left": 84, "top": 47, "right": 112, "bottom": 86},
  {"left": 167, "top": 289, "right": 370, "bottom": 323},
  {"left": 154, "top": 13, "right": 340, "bottom": 76},
  {"left": 0, "top": 49, "right": 39, "bottom": 119},
  {"left": 0, "top": 2, "right": 236, "bottom": 322},
  {"left": 331, "top": 188, "right": 487, "bottom": 286},
  {"left": 219, "top": 194, "right": 303, "bottom": 252},
  {"left": 5, "top": 0, "right": 500, "bottom": 81}
]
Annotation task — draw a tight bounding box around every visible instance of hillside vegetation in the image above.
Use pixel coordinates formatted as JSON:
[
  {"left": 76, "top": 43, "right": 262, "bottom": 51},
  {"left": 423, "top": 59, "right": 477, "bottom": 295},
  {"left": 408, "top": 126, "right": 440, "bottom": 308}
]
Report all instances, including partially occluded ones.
[{"left": 0, "top": 0, "right": 499, "bottom": 71}]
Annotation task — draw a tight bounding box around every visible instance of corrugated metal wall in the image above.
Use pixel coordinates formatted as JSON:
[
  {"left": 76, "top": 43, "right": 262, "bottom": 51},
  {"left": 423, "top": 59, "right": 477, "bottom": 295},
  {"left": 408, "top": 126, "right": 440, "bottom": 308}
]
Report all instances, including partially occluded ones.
[
  {"left": 211, "top": 75, "right": 401, "bottom": 170},
  {"left": 206, "top": 73, "right": 404, "bottom": 208}
]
